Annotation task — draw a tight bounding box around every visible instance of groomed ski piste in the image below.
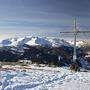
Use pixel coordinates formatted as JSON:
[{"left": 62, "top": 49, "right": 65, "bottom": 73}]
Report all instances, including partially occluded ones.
[{"left": 0, "top": 64, "right": 90, "bottom": 90}]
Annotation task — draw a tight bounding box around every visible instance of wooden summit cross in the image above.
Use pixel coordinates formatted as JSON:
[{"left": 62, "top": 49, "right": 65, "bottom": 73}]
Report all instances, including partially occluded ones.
[{"left": 60, "top": 19, "right": 90, "bottom": 63}]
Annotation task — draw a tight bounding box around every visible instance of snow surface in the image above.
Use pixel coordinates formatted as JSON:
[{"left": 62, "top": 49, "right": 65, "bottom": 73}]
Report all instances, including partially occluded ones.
[{"left": 0, "top": 65, "right": 90, "bottom": 90}]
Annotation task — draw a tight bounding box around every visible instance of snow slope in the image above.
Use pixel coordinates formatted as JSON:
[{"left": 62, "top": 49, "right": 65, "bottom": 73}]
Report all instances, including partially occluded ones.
[{"left": 0, "top": 65, "right": 90, "bottom": 90}]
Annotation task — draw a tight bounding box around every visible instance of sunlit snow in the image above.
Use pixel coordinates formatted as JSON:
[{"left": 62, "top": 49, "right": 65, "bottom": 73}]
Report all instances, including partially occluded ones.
[{"left": 0, "top": 65, "right": 90, "bottom": 90}]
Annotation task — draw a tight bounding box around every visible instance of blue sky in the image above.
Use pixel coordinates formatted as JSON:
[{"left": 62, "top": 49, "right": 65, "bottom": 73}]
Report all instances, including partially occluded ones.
[{"left": 0, "top": 0, "right": 90, "bottom": 39}]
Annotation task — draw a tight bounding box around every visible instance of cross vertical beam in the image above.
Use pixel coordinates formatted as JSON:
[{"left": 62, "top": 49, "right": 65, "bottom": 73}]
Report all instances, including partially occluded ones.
[{"left": 73, "top": 19, "right": 77, "bottom": 62}]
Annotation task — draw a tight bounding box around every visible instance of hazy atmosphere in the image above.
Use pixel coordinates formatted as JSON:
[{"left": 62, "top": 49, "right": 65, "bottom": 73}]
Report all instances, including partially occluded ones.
[
  {"left": 0, "top": 1, "right": 90, "bottom": 90},
  {"left": 0, "top": 0, "right": 90, "bottom": 39}
]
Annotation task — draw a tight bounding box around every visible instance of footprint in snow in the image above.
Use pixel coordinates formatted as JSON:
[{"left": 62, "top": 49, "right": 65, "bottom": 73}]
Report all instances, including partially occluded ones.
[{"left": 0, "top": 82, "right": 2, "bottom": 86}]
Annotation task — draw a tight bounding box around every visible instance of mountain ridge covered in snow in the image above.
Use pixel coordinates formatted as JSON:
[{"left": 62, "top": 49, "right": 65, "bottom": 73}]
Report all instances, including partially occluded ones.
[{"left": 0, "top": 36, "right": 72, "bottom": 47}]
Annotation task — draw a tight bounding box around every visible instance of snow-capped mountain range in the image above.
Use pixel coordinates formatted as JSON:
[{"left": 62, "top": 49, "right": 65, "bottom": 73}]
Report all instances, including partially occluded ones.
[
  {"left": 0, "top": 36, "right": 71, "bottom": 47},
  {"left": 0, "top": 36, "right": 88, "bottom": 48}
]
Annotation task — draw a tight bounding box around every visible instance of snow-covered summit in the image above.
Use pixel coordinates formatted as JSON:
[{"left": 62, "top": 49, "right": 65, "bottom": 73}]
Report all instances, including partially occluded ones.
[
  {"left": 0, "top": 37, "right": 31, "bottom": 47},
  {"left": 68, "top": 40, "right": 88, "bottom": 47},
  {"left": 0, "top": 39, "right": 12, "bottom": 46},
  {"left": 48, "top": 38, "right": 71, "bottom": 47},
  {"left": 26, "top": 37, "right": 52, "bottom": 46}
]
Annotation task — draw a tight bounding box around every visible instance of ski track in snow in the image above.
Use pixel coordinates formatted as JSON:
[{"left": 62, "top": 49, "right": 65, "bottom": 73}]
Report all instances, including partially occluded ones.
[{"left": 0, "top": 65, "right": 90, "bottom": 90}]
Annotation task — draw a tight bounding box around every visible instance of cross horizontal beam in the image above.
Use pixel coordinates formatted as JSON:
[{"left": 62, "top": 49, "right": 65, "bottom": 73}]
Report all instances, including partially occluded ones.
[{"left": 60, "top": 30, "right": 90, "bottom": 33}]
